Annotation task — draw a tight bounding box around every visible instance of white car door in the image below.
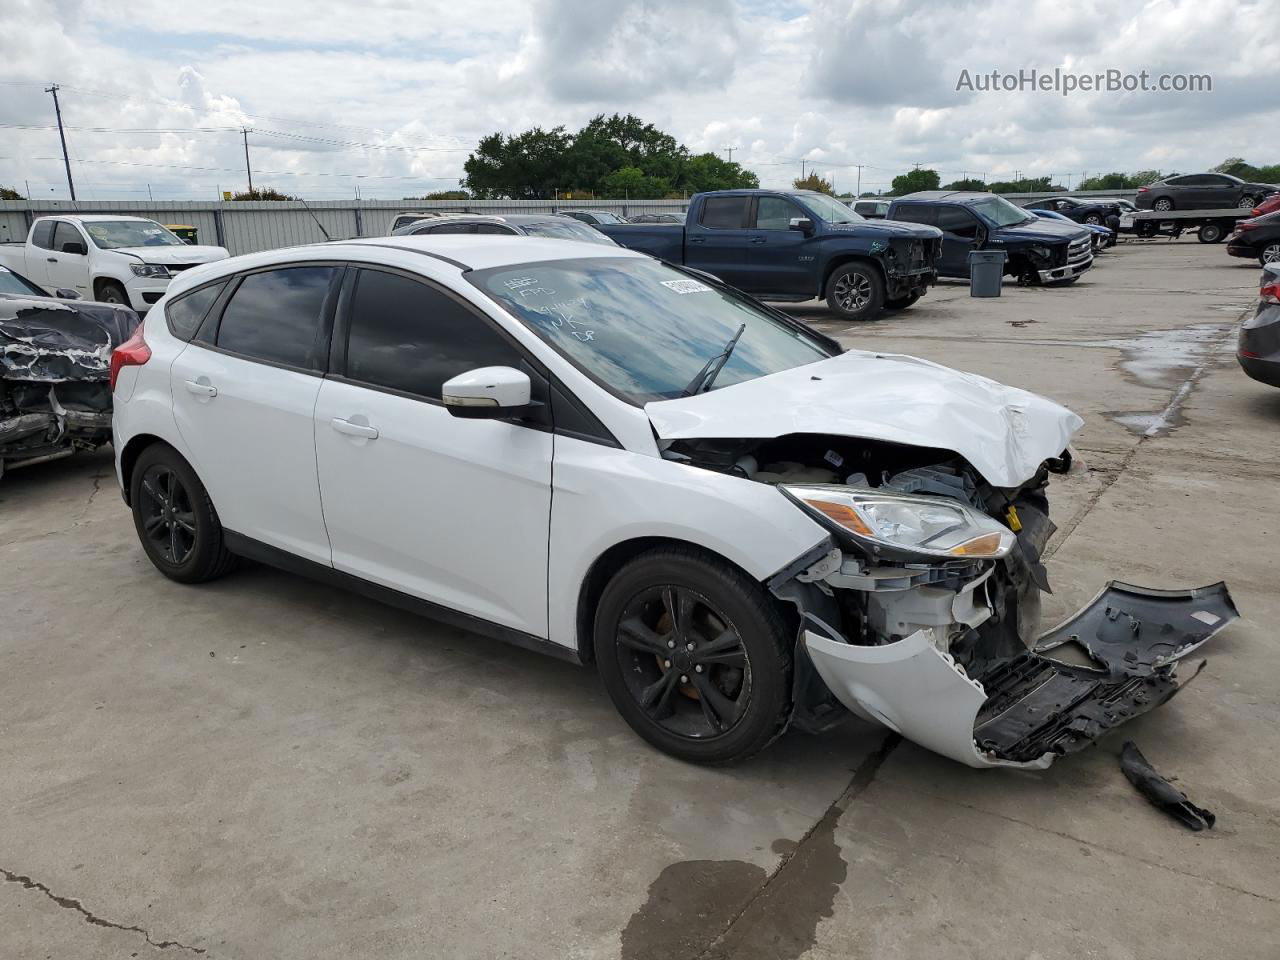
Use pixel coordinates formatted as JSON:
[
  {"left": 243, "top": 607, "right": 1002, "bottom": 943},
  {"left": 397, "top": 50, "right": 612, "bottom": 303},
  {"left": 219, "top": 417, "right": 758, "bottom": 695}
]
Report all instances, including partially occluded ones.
[
  {"left": 313, "top": 266, "right": 553, "bottom": 636},
  {"left": 46, "top": 221, "right": 90, "bottom": 295},
  {"left": 170, "top": 264, "right": 339, "bottom": 564}
]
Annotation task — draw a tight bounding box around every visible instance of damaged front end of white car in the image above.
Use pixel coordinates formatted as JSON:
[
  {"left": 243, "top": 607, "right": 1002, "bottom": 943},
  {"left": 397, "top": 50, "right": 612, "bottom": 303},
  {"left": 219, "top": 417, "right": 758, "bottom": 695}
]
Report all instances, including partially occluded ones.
[{"left": 647, "top": 349, "right": 1239, "bottom": 768}]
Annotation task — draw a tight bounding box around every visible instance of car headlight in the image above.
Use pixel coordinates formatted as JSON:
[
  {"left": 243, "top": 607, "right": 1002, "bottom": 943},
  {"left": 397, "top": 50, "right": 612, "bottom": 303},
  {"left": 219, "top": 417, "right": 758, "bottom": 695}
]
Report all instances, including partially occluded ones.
[
  {"left": 781, "top": 485, "right": 1016, "bottom": 560},
  {"left": 130, "top": 263, "right": 170, "bottom": 278},
  {"left": 1028, "top": 245, "right": 1052, "bottom": 260}
]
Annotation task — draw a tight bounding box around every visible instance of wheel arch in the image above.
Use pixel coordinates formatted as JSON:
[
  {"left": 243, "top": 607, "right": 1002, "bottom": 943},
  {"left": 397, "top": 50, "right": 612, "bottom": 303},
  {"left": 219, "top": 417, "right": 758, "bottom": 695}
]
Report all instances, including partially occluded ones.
[
  {"left": 574, "top": 536, "right": 777, "bottom": 666},
  {"left": 118, "top": 432, "right": 168, "bottom": 506}
]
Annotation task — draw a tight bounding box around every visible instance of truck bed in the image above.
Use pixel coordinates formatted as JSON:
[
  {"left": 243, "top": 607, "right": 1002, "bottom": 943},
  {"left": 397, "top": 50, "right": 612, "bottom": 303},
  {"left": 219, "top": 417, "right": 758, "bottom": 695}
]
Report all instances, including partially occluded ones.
[{"left": 595, "top": 223, "right": 685, "bottom": 262}]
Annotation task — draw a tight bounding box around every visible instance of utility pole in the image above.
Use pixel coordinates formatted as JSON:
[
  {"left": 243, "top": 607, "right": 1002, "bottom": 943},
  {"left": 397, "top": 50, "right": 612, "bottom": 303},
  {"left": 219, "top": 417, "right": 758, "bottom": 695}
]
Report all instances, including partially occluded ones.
[
  {"left": 45, "top": 84, "right": 76, "bottom": 201},
  {"left": 724, "top": 146, "right": 735, "bottom": 163},
  {"left": 800, "top": 159, "right": 807, "bottom": 180},
  {"left": 242, "top": 128, "right": 254, "bottom": 195},
  {"left": 855, "top": 164, "right": 863, "bottom": 196}
]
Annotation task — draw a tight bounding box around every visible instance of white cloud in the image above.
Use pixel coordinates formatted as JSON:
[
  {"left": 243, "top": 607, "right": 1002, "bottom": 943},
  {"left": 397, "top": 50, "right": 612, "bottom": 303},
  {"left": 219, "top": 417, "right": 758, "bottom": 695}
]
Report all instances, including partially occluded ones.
[{"left": 0, "top": 0, "right": 1275, "bottom": 201}]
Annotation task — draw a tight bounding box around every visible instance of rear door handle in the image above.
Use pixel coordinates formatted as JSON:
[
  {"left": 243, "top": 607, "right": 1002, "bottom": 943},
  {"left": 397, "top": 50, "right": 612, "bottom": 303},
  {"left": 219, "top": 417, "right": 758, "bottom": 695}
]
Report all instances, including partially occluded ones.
[
  {"left": 331, "top": 417, "right": 378, "bottom": 440},
  {"left": 750, "top": 237, "right": 766, "bottom": 244},
  {"left": 184, "top": 379, "right": 217, "bottom": 398},
  {"left": 688, "top": 236, "right": 706, "bottom": 243},
  {"left": 46, "top": 257, "right": 57, "bottom": 263}
]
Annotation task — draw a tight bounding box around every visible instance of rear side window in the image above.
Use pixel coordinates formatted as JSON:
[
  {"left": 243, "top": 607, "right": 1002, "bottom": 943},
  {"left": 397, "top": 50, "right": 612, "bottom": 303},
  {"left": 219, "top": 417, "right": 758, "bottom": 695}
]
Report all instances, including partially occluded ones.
[
  {"left": 166, "top": 281, "right": 227, "bottom": 341},
  {"left": 216, "top": 266, "right": 336, "bottom": 369},
  {"left": 423, "top": 222, "right": 475, "bottom": 235},
  {"left": 892, "top": 204, "right": 935, "bottom": 225},
  {"left": 344, "top": 269, "right": 523, "bottom": 400},
  {"left": 31, "top": 221, "right": 55, "bottom": 249},
  {"left": 700, "top": 197, "right": 749, "bottom": 229},
  {"left": 473, "top": 223, "right": 515, "bottom": 235}
]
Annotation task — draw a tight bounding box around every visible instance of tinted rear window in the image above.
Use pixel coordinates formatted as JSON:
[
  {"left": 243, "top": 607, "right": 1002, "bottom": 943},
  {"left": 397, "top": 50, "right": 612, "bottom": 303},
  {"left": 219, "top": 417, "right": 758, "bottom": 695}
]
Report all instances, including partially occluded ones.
[
  {"left": 166, "top": 281, "right": 227, "bottom": 341},
  {"left": 31, "top": 221, "right": 55, "bottom": 249},
  {"left": 891, "top": 204, "right": 935, "bottom": 225},
  {"left": 216, "top": 267, "right": 336, "bottom": 369},
  {"left": 700, "top": 197, "right": 750, "bottom": 229}
]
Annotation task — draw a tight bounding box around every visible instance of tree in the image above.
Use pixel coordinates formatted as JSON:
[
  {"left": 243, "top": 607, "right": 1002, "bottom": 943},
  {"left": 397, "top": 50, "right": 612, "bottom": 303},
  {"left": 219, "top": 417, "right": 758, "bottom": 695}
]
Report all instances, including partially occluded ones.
[
  {"left": 792, "top": 172, "right": 834, "bottom": 195},
  {"left": 890, "top": 168, "right": 941, "bottom": 194},
  {"left": 1077, "top": 172, "right": 1130, "bottom": 191},
  {"left": 0, "top": 185, "right": 24, "bottom": 200},
  {"left": 1213, "top": 157, "right": 1255, "bottom": 177},
  {"left": 230, "top": 187, "right": 296, "bottom": 200},
  {"left": 463, "top": 126, "right": 573, "bottom": 199},
  {"left": 682, "top": 152, "right": 758, "bottom": 192},
  {"left": 942, "top": 178, "right": 986, "bottom": 191},
  {"left": 422, "top": 189, "right": 470, "bottom": 200},
  {"left": 601, "top": 166, "right": 671, "bottom": 199}
]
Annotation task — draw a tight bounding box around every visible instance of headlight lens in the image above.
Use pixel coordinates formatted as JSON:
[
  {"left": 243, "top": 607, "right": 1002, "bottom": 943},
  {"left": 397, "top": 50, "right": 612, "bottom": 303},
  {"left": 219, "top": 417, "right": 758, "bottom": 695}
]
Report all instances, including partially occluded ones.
[
  {"left": 782, "top": 484, "right": 1015, "bottom": 559},
  {"left": 130, "top": 263, "right": 170, "bottom": 278}
]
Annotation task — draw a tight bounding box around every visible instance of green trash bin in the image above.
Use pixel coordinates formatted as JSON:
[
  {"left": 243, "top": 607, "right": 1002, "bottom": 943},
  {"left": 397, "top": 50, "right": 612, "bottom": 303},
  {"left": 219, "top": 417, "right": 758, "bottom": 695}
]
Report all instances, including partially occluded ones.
[{"left": 967, "top": 249, "right": 1007, "bottom": 297}]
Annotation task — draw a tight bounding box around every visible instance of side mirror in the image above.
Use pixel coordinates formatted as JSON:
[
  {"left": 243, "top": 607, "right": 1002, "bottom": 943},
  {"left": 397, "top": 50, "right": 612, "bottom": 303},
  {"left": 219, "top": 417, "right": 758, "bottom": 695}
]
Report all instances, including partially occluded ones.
[
  {"left": 442, "top": 366, "right": 531, "bottom": 419},
  {"left": 789, "top": 217, "right": 815, "bottom": 234},
  {"left": 54, "top": 288, "right": 81, "bottom": 300},
  {"left": 61, "top": 241, "right": 87, "bottom": 255}
]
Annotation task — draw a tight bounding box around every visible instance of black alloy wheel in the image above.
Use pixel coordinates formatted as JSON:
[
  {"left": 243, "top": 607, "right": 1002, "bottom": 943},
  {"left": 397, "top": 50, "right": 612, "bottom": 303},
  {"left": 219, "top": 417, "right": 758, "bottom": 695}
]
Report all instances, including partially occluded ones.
[
  {"left": 615, "top": 584, "right": 751, "bottom": 741},
  {"left": 138, "top": 464, "right": 197, "bottom": 565}
]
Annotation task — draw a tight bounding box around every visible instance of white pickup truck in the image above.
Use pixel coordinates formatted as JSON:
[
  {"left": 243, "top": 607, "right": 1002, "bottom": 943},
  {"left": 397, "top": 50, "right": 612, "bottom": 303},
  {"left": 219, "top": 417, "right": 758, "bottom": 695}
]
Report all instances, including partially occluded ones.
[{"left": 0, "top": 215, "right": 229, "bottom": 312}]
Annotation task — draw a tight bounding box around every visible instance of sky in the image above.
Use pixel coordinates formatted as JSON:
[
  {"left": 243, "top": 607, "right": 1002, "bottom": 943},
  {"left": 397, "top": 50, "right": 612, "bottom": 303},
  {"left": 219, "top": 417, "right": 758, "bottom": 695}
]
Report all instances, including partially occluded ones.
[{"left": 0, "top": 0, "right": 1274, "bottom": 201}]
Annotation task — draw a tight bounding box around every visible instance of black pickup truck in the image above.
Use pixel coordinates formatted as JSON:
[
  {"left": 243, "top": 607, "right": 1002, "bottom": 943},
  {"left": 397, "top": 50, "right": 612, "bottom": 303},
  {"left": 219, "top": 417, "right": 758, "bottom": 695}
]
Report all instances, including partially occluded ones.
[{"left": 596, "top": 189, "right": 942, "bottom": 320}]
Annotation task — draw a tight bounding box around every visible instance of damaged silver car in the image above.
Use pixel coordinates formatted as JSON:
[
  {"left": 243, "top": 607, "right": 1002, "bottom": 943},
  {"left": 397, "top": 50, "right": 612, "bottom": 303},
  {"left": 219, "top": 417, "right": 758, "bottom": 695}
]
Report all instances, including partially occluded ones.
[{"left": 0, "top": 265, "right": 137, "bottom": 479}]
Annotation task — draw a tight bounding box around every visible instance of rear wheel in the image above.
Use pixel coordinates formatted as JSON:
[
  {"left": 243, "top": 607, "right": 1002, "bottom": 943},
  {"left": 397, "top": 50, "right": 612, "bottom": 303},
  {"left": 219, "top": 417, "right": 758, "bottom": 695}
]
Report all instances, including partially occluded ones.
[
  {"left": 1260, "top": 243, "right": 1280, "bottom": 266},
  {"left": 824, "top": 263, "right": 884, "bottom": 321},
  {"left": 1198, "top": 223, "right": 1225, "bottom": 243},
  {"left": 130, "top": 443, "right": 235, "bottom": 584},
  {"left": 1153, "top": 197, "right": 1174, "bottom": 212},
  {"left": 593, "top": 547, "right": 792, "bottom": 764}
]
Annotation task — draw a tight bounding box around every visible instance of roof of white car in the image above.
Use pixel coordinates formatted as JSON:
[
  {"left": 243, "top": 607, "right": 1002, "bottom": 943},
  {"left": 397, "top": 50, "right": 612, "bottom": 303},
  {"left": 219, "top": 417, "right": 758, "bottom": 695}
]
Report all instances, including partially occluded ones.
[
  {"left": 328, "top": 234, "right": 646, "bottom": 271},
  {"left": 42, "top": 214, "right": 156, "bottom": 222}
]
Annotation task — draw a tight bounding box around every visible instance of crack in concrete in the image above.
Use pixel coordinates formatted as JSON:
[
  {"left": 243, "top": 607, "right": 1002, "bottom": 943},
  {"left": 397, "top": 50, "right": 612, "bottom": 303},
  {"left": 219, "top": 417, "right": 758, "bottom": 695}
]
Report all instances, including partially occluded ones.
[
  {"left": 0, "top": 866, "right": 206, "bottom": 954},
  {"left": 72, "top": 473, "right": 107, "bottom": 526},
  {"left": 692, "top": 734, "right": 901, "bottom": 959}
]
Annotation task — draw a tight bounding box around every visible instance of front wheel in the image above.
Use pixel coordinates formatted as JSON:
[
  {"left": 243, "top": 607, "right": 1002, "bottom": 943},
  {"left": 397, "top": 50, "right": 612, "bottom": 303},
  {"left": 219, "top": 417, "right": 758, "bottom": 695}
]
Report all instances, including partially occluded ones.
[
  {"left": 130, "top": 443, "right": 236, "bottom": 584},
  {"left": 1260, "top": 243, "right": 1280, "bottom": 266},
  {"left": 593, "top": 547, "right": 792, "bottom": 764},
  {"left": 824, "top": 263, "right": 884, "bottom": 321},
  {"left": 97, "top": 281, "right": 128, "bottom": 306},
  {"left": 1084, "top": 214, "right": 1101, "bottom": 225},
  {"left": 1238, "top": 195, "right": 1258, "bottom": 210},
  {"left": 884, "top": 292, "right": 921, "bottom": 310}
]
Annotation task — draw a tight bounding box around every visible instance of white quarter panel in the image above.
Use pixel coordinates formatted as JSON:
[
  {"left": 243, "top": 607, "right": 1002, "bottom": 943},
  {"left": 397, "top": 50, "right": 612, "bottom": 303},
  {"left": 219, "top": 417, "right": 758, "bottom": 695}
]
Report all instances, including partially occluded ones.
[
  {"left": 169, "top": 345, "right": 329, "bottom": 564},
  {"left": 547, "top": 435, "right": 830, "bottom": 651},
  {"left": 314, "top": 379, "right": 552, "bottom": 636}
]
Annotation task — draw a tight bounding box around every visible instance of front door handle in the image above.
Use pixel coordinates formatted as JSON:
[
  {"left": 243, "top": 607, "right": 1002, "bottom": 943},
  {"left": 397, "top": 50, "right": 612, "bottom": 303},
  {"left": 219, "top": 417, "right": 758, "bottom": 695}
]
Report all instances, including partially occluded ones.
[
  {"left": 184, "top": 379, "right": 217, "bottom": 398},
  {"left": 689, "top": 236, "right": 706, "bottom": 243},
  {"left": 750, "top": 236, "right": 766, "bottom": 244},
  {"left": 331, "top": 417, "right": 378, "bottom": 440},
  {"left": 47, "top": 257, "right": 57, "bottom": 263}
]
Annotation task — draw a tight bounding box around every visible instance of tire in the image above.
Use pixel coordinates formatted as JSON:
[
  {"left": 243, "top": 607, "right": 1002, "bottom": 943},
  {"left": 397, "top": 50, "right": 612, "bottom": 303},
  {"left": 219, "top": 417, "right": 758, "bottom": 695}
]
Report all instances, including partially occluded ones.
[
  {"left": 1136, "top": 221, "right": 1158, "bottom": 238},
  {"left": 824, "top": 262, "right": 884, "bottom": 321},
  {"left": 1238, "top": 195, "right": 1257, "bottom": 210},
  {"left": 130, "top": 442, "right": 236, "bottom": 584},
  {"left": 1153, "top": 197, "right": 1174, "bottom": 212},
  {"left": 1198, "top": 223, "right": 1225, "bottom": 244},
  {"left": 592, "top": 546, "right": 792, "bottom": 765},
  {"left": 97, "top": 280, "right": 128, "bottom": 306},
  {"left": 1084, "top": 214, "right": 1101, "bottom": 225},
  {"left": 1259, "top": 243, "right": 1280, "bottom": 267},
  {"left": 884, "top": 292, "right": 921, "bottom": 310}
]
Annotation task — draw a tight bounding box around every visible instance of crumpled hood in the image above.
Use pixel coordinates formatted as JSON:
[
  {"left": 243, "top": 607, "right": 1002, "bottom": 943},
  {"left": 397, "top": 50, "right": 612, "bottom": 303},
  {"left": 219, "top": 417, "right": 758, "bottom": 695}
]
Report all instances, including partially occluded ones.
[
  {"left": 111, "top": 245, "right": 229, "bottom": 265},
  {"left": 0, "top": 294, "right": 139, "bottom": 382},
  {"left": 827, "top": 220, "right": 942, "bottom": 240},
  {"left": 645, "top": 350, "right": 1083, "bottom": 488},
  {"left": 996, "top": 219, "right": 1090, "bottom": 244}
]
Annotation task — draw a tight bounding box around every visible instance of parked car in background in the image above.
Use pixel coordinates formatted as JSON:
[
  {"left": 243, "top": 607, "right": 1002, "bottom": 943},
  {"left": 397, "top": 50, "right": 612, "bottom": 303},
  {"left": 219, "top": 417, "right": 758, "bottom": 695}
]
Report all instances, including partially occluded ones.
[
  {"left": 1226, "top": 211, "right": 1280, "bottom": 265},
  {"left": 852, "top": 200, "right": 890, "bottom": 219},
  {"left": 1023, "top": 196, "right": 1121, "bottom": 229},
  {"left": 0, "top": 215, "right": 229, "bottom": 312},
  {"left": 1237, "top": 263, "right": 1280, "bottom": 387},
  {"left": 109, "top": 233, "right": 1232, "bottom": 768},
  {"left": 562, "top": 210, "right": 627, "bottom": 226},
  {"left": 1031, "top": 209, "right": 1114, "bottom": 251},
  {"left": 888, "top": 192, "right": 1093, "bottom": 285},
  {"left": 1093, "top": 197, "right": 1140, "bottom": 214},
  {"left": 1136, "top": 174, "right": 1278, "bottom": 211},
  {"left": 1, "top": 263, "right": 138, "bottom": 478},
  {"left": 392, "top": 213, "right": 616, "bottom": 245},
  {"left": 597, "top": 189, "right": 942, "bottom": 319},
  {"left": 626, "top": 213, "right": 686, "bottom": 224},
  {"left": 1250, "top": 193, "right": 1280, "bottom": 218}
]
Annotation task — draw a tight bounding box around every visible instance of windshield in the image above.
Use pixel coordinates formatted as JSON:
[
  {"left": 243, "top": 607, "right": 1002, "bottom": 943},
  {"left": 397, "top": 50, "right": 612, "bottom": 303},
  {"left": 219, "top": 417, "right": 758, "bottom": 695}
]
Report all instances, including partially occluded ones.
[
  {"left": 523, "top": 220, "right": 617, "bottom": 245},
  {"left": 471, "top": 257, "right": 835, "bottom": 404},
  {"left": 972, "top": 196, "right": 1037, "bottom": 227},
  {"left": 0, "top": 266, "right": 47, "bottom": 296},
  {"left": 586, "top": 211, "right": 624, "bottom": 224},
  {"left": 796, "top": 192, "right": 863, "bottom": 224},
  {"left": 84, "top": 220, "right": 185, "bottom": 249}
]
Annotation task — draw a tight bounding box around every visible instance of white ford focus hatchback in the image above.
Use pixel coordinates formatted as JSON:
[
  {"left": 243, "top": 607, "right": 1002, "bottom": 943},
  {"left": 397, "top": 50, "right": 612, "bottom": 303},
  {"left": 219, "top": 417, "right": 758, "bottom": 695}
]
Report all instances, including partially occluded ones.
[{"left": 111, "top": 235, "right": 1234, "bottom": 767}]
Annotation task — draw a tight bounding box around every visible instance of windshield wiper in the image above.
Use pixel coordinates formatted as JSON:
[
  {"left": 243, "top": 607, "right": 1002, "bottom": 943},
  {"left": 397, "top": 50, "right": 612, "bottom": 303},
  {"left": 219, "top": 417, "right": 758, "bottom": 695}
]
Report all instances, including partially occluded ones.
[{"left": 681, "top": 323, "right": 746, "bottom": 398}]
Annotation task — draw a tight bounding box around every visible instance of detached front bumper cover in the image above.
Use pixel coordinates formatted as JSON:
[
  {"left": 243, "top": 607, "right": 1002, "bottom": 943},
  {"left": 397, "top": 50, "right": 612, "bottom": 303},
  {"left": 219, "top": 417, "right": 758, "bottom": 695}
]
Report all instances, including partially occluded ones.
[{"left": 804, "top": 580, "right": 1238, "bottom": 769}]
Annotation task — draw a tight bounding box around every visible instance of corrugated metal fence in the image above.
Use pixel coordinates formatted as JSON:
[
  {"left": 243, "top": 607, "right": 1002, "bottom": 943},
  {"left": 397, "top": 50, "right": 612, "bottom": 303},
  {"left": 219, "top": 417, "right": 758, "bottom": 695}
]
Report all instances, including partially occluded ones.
[{"left": 0, "top": 191, "right": 1139, "bottom": 258}]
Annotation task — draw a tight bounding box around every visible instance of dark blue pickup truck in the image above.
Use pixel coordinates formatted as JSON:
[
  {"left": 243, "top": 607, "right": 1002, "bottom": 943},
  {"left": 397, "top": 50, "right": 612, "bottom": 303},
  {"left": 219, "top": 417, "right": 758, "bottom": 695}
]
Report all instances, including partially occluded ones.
[
  {"left": 887, "top": 191, "right": 1094, "bottom": 286},
  {"left": 596, "top": 189, "right": 942, "bottom": 320}
]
